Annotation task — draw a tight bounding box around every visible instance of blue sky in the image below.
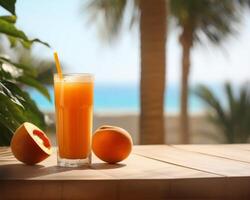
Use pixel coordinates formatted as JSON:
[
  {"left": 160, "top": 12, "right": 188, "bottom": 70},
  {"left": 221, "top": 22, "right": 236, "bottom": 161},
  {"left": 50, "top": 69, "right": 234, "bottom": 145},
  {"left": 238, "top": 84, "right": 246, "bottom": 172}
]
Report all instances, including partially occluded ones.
[{"left": 8, "top": 0, "right": 250, "bottom": 85}]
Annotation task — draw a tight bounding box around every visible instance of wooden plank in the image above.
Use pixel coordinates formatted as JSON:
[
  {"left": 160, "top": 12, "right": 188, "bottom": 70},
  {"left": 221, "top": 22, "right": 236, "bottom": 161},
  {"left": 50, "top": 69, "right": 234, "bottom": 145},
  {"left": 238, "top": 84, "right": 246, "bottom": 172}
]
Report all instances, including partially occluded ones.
[
  {"left": 1, "top": 146, "right": 250, "bottom": 199},
  {"left": 133, "top": 145, "right": 250, "bottom": 176},
  {"left": 173, "top": 144, "right": 250, "bottom": 163},
  {"left": 227, "top": 144, "right": 250, "bottom": 151},
  {"left": 1, "top": 178, "right": 250, "bottom": 200},
  {"left": 119, "top": 178, "right": 250, "bottom": 200},
  {"left": 0, "top": 180, "right": 118, "bottom": 200},
  {"left": 0, "top": 147, "right": 216, "bottom": 180},
  {"left": 91, "top": 154, "right": 217, "bottom": 179},
  {"left": 0, "top": 148, "right": 114, "bottom": 180}
]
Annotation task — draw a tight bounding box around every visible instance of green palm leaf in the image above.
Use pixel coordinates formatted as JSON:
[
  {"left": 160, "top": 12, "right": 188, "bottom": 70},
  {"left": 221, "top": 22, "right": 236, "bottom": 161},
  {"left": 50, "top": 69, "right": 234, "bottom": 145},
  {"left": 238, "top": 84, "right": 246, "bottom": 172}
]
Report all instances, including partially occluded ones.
[
  {"left": 0, "top": 56, "right": 37, "bottom": 77},
  {"left": 195, "top": 83, "right": 250, "bottom": 143},
  {"left": 0, "top": 19, "right": 28, "bottom": 41},
  {"left": 0, "top": 1, "right": 50, "bottom": 146},
  {"left": 86, "top": 0, "right": 138, "bottom": 41},
  {"left": 0, "top": 15, "right": 16, "bottom": 23},
  {"left": 0, "top": 0, "right": 16, "bottom": 15},
  {"left": 17, "top": 75, "right": 51, "bottom": 101},
  {"left": 3, "top": 81, "right": 46, "bottom": 129}
]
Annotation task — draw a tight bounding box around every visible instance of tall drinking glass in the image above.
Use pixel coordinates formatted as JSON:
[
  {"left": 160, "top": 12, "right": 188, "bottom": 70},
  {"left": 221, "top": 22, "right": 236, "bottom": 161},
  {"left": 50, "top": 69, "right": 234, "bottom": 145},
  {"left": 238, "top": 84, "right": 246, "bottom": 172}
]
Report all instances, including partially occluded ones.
[{"left": 54, "top": 73, "right": 94, "bottom": 167}]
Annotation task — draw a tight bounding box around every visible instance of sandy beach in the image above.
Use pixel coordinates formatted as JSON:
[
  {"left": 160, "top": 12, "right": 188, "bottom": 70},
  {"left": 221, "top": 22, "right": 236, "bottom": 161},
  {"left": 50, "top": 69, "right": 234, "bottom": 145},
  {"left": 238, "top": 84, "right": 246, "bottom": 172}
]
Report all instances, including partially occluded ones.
[{"left": 46, "top": 112, "right": 225, "bottom": 145}]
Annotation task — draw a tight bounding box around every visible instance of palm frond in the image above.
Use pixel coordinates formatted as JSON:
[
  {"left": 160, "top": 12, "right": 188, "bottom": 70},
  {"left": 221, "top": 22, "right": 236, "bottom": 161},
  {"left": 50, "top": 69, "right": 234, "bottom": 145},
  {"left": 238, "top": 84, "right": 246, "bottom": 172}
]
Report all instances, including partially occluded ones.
[
  {"left": 85, "top": 0, "right": 139, "bottom": 42},
  {"left": 195, "top": 83, "right": 250, "bottom": 143},
  {"left": 170, "top": 0, "right": 241, "bottom": 45}
]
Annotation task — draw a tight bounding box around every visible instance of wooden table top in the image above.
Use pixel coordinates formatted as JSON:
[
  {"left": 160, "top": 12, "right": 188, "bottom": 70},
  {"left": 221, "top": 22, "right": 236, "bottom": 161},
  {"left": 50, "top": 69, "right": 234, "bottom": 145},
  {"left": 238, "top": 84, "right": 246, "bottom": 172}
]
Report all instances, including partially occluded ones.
[{"left": 1, "top": 145, "right": 250, "bottom": 199}]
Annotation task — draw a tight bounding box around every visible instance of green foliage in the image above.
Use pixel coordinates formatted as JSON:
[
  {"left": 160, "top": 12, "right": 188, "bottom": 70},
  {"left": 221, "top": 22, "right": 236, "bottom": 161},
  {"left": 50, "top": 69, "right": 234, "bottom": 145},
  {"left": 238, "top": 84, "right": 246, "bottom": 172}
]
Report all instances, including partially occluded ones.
[
  {"left": 0, "top": 1, "right": 49, "bottom": 49},
  {"left": 14, "top": 48, "right": 56, "bottom": 85},
  {"left": 0, "top": 0, "right": 16, "bottom": 15},
  {"left": 87, "top": 0, "right": 250, "bottom": 44},
  {"left": 0, "top": 1, "right": 50, "bottom": 145},
  {"left": 0, "top": 15, "right": 49, "bottom": 48},
  {"left": 238, "top": 0, "right": 250, "bottom": 7},
  {"left": 170, "top": 0, "right": 241, "bottom": 45},
  {"left": 0, "top": 15, "right": 17, "bottom": 23},
  {"left": 195, "top": 83, "right": 250, "bottom": 143},
  {"left": 86, "top": 0, "right": 139, "bottom": 41},
  {"left": 0, "top": 57, "right": 50, "bottom": 145},
  {"left": 0, "top": 18, "right": 27, "bottom": 39}
]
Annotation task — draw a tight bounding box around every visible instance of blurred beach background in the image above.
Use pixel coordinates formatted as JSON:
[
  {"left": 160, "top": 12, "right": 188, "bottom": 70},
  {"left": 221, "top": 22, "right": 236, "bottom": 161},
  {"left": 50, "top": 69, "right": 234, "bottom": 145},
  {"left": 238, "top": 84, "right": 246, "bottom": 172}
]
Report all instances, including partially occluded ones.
[{"left": 1, "top": 0, "right": 250, "bottom": 145}]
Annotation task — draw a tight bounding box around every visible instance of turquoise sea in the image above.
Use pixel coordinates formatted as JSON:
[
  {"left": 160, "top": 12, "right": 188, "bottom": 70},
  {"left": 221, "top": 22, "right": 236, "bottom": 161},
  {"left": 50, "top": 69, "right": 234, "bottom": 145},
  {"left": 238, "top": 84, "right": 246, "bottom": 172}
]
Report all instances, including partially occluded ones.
[{"left": 29, "top": 84, "right": 212, "bottom": 113}]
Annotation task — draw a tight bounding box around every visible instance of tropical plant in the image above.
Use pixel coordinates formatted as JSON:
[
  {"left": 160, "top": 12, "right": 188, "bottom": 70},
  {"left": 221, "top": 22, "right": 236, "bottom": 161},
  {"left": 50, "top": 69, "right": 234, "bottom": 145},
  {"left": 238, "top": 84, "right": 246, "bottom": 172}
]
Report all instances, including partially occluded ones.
[
  {"left": 86, "top": 0, "right": 167, "bottom": 144},
  {"left": 0, "top": 1, "right": 50, "bottom": 145},
  {"left": 9, "top": 47, "right": 56, "bottom": 85},
  {"left": 195, "top": 83, "right": 250, "bottom": 143},
  {"left": 170, "top": 0, "right": 243, "bottom": 143}
]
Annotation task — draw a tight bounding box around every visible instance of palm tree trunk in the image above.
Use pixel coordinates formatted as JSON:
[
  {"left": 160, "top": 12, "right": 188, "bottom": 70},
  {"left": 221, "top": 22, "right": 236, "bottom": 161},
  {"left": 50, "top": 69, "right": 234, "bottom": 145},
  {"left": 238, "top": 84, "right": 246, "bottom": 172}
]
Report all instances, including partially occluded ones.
[
  {"left": 139, "top": 0, "right": 167, "bottom": 144},
  {"left": 179, "top": 27, "right": 192, "bottom": 144}
]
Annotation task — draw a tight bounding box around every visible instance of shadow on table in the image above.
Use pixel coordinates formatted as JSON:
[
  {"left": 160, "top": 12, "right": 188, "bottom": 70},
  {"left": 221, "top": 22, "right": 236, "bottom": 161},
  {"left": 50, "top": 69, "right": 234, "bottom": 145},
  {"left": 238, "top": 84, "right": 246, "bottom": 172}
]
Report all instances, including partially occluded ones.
[
  {"left": 0, "top": 162, "right": 126, "bottom": 179},
  {"left": 0, "top": 164, "right": 73, "bottom": 179},
  {"left": 90, "top": 163, "right": 126, "bottom": 170}
]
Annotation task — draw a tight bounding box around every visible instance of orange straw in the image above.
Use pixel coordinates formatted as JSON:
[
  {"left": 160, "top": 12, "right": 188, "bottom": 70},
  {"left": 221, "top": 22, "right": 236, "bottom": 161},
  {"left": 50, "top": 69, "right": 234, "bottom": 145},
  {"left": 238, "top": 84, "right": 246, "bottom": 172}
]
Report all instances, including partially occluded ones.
[{"left": 53, "top": 51, "right": 63, "bottom": 79}]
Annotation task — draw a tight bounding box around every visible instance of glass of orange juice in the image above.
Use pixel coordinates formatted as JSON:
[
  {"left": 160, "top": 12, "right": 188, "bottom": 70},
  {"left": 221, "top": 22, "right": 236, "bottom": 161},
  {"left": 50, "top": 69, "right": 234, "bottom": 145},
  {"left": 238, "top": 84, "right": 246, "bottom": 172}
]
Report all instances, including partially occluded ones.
[{"left": 54, "top": 73, "right": 94, "bottom": 167}]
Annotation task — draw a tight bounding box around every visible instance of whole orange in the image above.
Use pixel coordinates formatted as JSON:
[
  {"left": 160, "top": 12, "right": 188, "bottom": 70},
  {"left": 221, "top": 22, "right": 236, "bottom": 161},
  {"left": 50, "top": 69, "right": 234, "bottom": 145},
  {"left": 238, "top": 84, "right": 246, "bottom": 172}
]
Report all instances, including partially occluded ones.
[{"left": 92, "top": 125, "right": 133, "bottom": 164}]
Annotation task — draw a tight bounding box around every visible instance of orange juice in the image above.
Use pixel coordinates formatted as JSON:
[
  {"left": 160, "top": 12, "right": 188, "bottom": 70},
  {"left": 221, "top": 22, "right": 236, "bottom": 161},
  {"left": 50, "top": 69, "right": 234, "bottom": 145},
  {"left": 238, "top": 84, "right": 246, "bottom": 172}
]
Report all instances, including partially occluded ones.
[{"left": 54, "top": 74, "right": 94, "bottom": 166}]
